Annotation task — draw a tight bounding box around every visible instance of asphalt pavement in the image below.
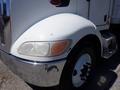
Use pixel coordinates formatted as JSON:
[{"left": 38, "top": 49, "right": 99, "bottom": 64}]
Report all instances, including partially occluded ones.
[{"left": 0, "top": 60, "right": 32, "bottom": 90}]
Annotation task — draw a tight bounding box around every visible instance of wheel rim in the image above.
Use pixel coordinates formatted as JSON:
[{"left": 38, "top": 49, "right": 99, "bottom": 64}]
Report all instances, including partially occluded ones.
[{"left": 72, "top": 53, "right": 92, "bottom": 88}]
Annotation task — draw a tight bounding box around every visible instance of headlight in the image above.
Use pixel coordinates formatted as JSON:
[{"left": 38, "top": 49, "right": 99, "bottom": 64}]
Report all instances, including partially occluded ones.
[{"left": 18, "top": 40, "right": 71, "bottom": 57}]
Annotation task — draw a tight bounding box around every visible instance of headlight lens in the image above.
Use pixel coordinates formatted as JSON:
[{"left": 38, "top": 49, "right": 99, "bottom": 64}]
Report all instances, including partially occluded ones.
[
  {"left": 18, "top": 42, "right": 50, "bottom": 57},
  {"left": 18, "top": 40, "right": 70, "bottom": 57}
]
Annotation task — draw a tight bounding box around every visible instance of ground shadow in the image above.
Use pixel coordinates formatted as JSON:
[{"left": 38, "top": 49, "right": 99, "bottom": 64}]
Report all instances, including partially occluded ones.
[{"left": 82, "top": 52, "right": 120, "bottom": 90}]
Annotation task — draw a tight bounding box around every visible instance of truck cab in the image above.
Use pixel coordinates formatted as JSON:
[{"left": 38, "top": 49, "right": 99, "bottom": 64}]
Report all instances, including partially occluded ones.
[{"left": 0, "top": 0, "right": 118, "bottom": 89}]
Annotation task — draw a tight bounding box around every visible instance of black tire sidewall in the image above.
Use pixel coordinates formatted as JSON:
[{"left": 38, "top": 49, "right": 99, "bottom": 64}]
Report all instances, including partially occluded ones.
[{"left": 59, "top": 46, "right": 96, "bottom": 90}]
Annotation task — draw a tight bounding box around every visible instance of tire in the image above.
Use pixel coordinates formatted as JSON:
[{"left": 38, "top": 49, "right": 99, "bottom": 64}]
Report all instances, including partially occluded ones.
[{"left": 59, "top": 43, "right": 97, "bottom": 90}]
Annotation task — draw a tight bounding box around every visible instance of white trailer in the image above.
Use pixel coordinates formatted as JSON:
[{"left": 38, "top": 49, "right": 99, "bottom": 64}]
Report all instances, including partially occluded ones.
[{"left": 0, "top": 0, "right": 119, "bottom": 89}]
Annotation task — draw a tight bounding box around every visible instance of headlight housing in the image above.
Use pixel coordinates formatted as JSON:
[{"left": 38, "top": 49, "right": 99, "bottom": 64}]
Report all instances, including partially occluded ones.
[{"left": 18, "top": 40, "right": 71, "bottom": 57}]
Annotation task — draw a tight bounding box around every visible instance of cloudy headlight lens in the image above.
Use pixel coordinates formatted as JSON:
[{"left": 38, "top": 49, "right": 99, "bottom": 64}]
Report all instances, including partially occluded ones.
[
  {"left": 18, "top": 42, "right": 50, "bottom": 57},
  {"left": 18, "top": 40, "right": 71, "bottom": 57}
]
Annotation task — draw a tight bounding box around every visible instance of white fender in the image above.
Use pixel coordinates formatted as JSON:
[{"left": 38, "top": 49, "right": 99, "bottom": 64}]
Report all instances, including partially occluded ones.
[{"left": 10, "top": 13, "right": 102, "bottom": 61}]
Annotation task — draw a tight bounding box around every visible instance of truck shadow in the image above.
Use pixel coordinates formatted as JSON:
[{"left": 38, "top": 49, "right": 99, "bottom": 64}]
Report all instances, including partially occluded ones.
[{"left": 82, "top": 51, "right": 120, "bottom": 90}]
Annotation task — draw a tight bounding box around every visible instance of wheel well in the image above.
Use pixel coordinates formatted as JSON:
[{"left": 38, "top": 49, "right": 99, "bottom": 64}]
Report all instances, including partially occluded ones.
[
  {"left": 60, "top": 35, "right": 102, "bottom": 87},
  {"left": 68, "top": 35, "right": 101, "bottom": 59}
]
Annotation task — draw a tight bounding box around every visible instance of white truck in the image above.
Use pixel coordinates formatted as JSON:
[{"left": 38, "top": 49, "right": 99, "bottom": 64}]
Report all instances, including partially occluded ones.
[{"left": 0, "top": 0, "right": 119, "bottom": 89}]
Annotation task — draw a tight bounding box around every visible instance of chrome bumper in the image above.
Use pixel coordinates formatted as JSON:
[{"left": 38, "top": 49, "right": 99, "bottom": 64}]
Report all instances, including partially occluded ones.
[{"left": 0, "top": 50, "right": 66, "bottom": 87}]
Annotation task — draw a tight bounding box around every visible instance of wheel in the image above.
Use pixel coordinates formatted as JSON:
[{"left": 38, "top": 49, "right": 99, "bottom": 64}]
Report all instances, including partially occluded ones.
[{"left": 59, "top": 43, "right": 97, "bottom": 90}]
